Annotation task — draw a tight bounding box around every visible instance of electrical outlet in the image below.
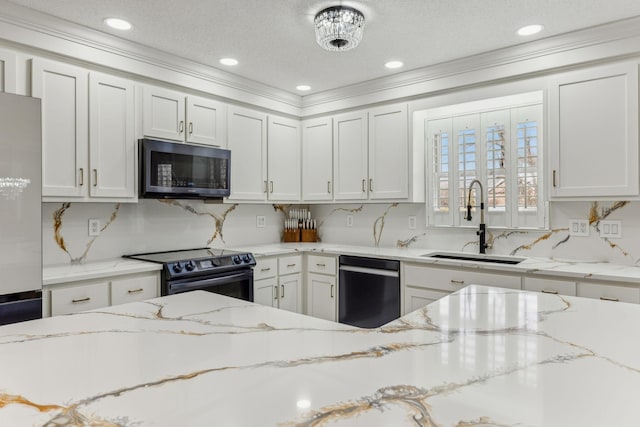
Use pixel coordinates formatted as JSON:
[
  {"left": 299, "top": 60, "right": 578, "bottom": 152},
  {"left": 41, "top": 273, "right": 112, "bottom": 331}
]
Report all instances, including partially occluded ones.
[
  {"left": 256, "top": 216, "right": 266, "bottom": 228},
  {"left": 346, "top": 215, "right": 354, "bottom": 227},
  {"left": 88, "top": 219, "right": 100, "bottom": 236},
  {"left": 408, "top": 215, "right": 417, "bottom": 230},
  {"left": 568, "top": 219, "right": 589, "bottom": 237},
  {"left": 600, "top": 220, "right": 622, "bottom": 239}
]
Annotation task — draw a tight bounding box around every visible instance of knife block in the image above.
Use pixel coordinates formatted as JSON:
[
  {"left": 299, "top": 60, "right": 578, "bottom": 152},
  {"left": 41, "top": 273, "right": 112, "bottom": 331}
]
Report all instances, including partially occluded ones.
[
  {"left": 301, "top": 229, "right": 317, "bottom": 242},
  {"left": 283, "top": 229, "right": 300, "bottom": 242}
]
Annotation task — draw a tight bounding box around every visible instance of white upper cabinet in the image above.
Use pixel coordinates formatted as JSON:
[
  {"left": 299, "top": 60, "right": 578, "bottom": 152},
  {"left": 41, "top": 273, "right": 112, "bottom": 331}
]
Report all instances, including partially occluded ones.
[
  {"left": 0, "top": 48, "right": 16, "bottom": 93},
  {"left": 32, "top": 58, "right": 136, "bottom": 201},
  {"left": 227, "top": 106, "right": 268, "bottom": 201},
  {"left": 267, "top": 116, "right": 301, "bottom": 201},
  {"left": 549, "top": 62, "right": 639, "bottom": 198},
  {"left": 185, "top": 95, "right": 227, "bottom": 146},
  {"left": 368, "top": 103, "right": 408, "bottom": 200},
  {"left": 302, "top": 117, "right": 333, "bottom": 201},
  {"left": 333, "top": 111, "right": 369, "bottom": 200},
  {"left": 32, "top": 58, "right": 88, "bottom": 198},
  {"left": 143, "top": 86, "right": 227, "bottom": 147},
  {"left": 89, "top": 72, "right": 135, "bottom": 198}
]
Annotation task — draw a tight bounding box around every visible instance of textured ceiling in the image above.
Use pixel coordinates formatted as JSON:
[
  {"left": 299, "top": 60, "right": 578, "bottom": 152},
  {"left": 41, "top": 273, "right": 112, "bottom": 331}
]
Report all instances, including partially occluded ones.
[{"left": 6, "top": 0, "right": 640, "bottom": 95}]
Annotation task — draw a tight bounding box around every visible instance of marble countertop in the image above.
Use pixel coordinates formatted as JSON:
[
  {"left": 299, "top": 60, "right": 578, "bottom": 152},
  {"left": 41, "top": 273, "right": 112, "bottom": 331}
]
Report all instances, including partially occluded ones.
[
  {"left": 42, "top": 243, "right": 640, "bottom": 286},
  {"left": 1, "top": 286, "right": 638, "bottom": 426}
]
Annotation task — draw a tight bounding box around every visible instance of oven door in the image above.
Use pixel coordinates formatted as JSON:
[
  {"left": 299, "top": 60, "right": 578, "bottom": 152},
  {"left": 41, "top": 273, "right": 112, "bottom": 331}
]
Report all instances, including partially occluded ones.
[{"left": 165, "top": 269, "right": 254, "bottom": 302}]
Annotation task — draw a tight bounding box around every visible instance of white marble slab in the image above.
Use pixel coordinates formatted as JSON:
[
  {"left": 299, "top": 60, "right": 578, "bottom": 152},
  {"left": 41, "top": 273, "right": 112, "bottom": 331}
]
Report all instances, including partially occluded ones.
[
  {"left": 0, "top": 286, "right": 638, "bottom": 426},
  {"left": 43, "top": 258, "right": 163, "bottom": 285}
]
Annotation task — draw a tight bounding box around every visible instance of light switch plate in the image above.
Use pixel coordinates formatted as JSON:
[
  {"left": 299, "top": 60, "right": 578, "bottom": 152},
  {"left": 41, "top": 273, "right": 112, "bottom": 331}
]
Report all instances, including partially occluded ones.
[
  {"left": 346, "top": 215, "right": 354, "bottom": 227},
  {"left": 599, "top": 220, "right": 622, "bottom": 239},
  {"left": 408, "top": 215, "right": 417, "bottom": 230},
  {"left": 568, "top": 219, "right": 589, "bottom": 237},
  {"left": 88, "top": 219, "right": 100, "bottom": 236},
  {"left": 256, "top": 216, "right": 266, "bottom": 228}
]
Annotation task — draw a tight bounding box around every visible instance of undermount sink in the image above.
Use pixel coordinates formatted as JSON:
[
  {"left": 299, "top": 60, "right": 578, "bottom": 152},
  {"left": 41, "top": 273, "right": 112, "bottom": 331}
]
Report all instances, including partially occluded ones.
[{"left": 421, "top": 252, "right": 525, "bottom": 265}]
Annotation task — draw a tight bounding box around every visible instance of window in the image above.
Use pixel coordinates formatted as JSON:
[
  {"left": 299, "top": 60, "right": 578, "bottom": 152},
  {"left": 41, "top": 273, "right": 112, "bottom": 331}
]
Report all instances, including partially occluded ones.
[{"left": 425, "top": 92, "right": 545, "bottom": 229}]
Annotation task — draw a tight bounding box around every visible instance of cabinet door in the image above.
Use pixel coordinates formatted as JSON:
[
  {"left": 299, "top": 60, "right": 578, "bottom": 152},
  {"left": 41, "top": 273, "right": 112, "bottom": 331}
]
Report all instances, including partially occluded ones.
[
  {"left": 111, "top": 273, "right": 159, "bottom": 306},
  {"left": 0, "top": 48, "right": 16, "bottom": 93},
  {"left": 267, "top": 116, "right": 301, "bottom": 201},
  {"left": 404, "top": 287, "right": 448, "bottom": 315},
  {"left": 549, "top": 63, "right": 639, "bottom": 197},
  {"left": 308, "top": 273, "right": 336, "bottom": 321},
  {"left": 302, "top": 117, "right": 333, "bottom": 201},
  {"left": 186, "top": 95, "right": 227, "bottom": 147},
  {"left": 278, "top": 273, "right": 301, "bottom": 313},
  {"left": 368, "top": 103, "right": 408, "bottom": 199},
  {"left": 32, "top": 58, "right": 88, "bottom": 198},
  {"left": 142, "top": 86, "right": 185, "bottom": 142},
  {"left": 89, "top": 73, "right": 135, "bottom": 198},
  {"left": 254, "top": 277, "right": 277, "bottom": 308},
  {"left": 577, "top": 282, "right": 640, "bottom": 304},
  {"left": 333, "top": 111, "right": 368, "bottom": 200},
  {"left": 227, "top": 106, "right": 268, "bottom": 200}
]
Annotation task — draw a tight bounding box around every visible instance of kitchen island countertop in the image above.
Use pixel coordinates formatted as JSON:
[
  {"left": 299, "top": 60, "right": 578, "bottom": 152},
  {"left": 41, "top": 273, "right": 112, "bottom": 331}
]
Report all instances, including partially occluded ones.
[{"left": 1, "top": 285, "right": 638, "bottom": 426}]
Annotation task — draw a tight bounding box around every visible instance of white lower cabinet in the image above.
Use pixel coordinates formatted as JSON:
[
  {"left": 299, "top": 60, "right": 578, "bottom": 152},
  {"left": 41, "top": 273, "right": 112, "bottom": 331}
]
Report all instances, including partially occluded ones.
[
  {"left": 577, "top": 281, "right": 640, "bottom": 303},
  {"left": 523, "top": 277, "right": 577, "bottom": 296},
  {"left": 252, "top": 255, "right": 302, "bottom": 313},
  {"left": 402, "top": 262, "right": 522, "bottom": 315},
  {"left": 306, "top": 254, "right": 338, "bottom": 322},
  {"left": 46, "top": 271, "right": 160, "bottom": 317}
]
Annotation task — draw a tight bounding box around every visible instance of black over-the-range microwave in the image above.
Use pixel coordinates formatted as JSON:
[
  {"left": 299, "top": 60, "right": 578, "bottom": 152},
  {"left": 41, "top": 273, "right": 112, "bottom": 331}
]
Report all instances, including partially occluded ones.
[{"left": 139, "top": 138, "right": 231, "bottom": 199}]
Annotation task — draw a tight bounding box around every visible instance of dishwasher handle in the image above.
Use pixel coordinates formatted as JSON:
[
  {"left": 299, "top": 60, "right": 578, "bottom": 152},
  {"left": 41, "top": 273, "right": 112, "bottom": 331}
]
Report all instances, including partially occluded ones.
[{"left": 339, "top": 265, "right": 399, "bottom": 278}]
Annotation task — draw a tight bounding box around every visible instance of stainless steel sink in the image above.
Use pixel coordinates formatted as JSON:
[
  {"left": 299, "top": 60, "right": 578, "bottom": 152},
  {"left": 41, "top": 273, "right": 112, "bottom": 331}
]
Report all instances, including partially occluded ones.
[{"left": 421, "top": 251, "right": 524, "bottom": 265}]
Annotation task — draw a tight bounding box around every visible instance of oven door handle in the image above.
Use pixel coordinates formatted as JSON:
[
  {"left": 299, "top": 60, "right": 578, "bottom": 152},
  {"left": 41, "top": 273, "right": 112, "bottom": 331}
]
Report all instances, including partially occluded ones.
[{"left": 168, "top": 271, "right": 252, "bottom": 293}]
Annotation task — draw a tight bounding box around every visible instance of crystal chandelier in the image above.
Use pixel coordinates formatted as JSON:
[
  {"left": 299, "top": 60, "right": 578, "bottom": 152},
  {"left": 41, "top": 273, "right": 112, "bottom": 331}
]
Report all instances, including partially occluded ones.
[{"left": 314, "top": 6, "right": 365, "bottom": 52}]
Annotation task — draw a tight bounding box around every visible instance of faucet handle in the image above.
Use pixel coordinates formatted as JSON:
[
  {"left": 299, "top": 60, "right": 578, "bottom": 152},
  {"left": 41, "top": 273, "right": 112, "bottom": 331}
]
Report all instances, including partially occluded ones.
[{"left": 466, "top": 205, "right": 472, "bottom": 221}]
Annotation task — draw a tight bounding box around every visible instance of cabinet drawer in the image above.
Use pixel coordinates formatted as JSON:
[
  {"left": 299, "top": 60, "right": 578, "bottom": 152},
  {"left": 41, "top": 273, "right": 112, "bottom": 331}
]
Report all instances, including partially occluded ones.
[
  {"left": 111, "top": 274, "right": 158, "bottom": 306},
  {"left": 254, "top": 257, "right": 277, "bottom": 280},
  {"left": 278, "top": 255, "right": 302, "bottom": 275},
  {"left": 404, "top": 287, "right": 449, "bottom": 315},
  {"left": 307, "top": 255, "right": 337, "bottom": 275},
  {"left": 51, "top": 282, "right": 109, "bottom": 316},
  {"left": 523, "top": 277, "right": 577, "bottom": 296},
  {"left": 578, "top": 282, "right": 640, "bottom": 303},
  {"left": 404, "top": 263, "right": 521, "bottom": 292}
]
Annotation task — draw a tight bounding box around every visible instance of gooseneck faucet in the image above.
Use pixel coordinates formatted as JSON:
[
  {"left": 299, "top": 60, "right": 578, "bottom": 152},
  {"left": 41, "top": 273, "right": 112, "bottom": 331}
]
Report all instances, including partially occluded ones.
[{"left": 466, "top": 179, "right": 488, "bottom": 254}]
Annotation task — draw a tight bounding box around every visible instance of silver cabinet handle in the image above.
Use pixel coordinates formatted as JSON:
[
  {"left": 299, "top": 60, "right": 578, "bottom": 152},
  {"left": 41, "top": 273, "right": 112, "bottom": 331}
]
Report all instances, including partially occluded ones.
[
  {"left": 330, "top": 284, "right": 334, "bottom": 298},
  {"left": 79, "top": 168, "right": 84, "bottom": 186},
  {"left": 93, "top": 169, "right": 98, "bottom": 187},
  {"left": 362, "top": 179, "right": 366, "bottom": 192},
  {"left": 127, "top": 288, "right": 144, "bottom": 294},
  {"left": 179, "top": 120, "right": 184, "bottom": 134},
  {"left": 270, "top": 181, "right": 274, "bottom": 194},
  {"left": 287, "top": 264, "right": 296, "bottom": 268},
  {"left": 281, "top": 285, "right": 285, "bottom": 298},
  {"left": 188, "top": 122, "right": 193, "bottom": 134},
  {"left": 72, "top": 297, "right": 91, "bottom": 304},
  {"left": 316, "top": 263, "right": 326, "bottom": 267},
  {"left": 264, "top": 180, "right": 268, "bottom": 193},
  {"left": 599, "top": 296, "right": 620, "bottom": 302},
  {"left": 273, "top": 285, "right": 278, "bottom": 300},
  {"left": 451, "top": 279, "right": 465, "bottom": 285},
  {"left": 260, "top": 267, "right": 271, "bottom": 272},
  {"left": 369, "top": 178, "right": 373, "bottom": 192},
  {"left": 327, "top": 181, "right": 331, "bottom": 194},
  {"left": 541, "top": 289, "right": 558, "bottom": 295}
]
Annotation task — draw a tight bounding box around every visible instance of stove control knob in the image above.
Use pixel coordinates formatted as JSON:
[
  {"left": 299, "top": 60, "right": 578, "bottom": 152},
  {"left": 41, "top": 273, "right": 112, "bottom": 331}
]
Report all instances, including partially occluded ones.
[
  {"left": 242, "top": 254, "right": 251, "bottom": 263},
  {"left": 185, "top": 260, "right": 196, "bottom": 271},
  {"left": 232, "top": 255, "right": 242, "bottom": 264},
  {"left": 172, "top": 262, "right": 183, "bottom": 273}
]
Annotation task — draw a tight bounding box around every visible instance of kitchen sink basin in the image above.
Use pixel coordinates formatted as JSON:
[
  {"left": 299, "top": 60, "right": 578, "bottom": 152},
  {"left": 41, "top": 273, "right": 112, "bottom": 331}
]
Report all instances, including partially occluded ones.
[{"left": 421, "top": 252, "right": 525, "bottom": 265}]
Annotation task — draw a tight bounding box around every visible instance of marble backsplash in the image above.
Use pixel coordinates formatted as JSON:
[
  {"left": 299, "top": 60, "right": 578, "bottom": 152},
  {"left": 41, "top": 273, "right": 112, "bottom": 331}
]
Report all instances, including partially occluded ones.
[{"left": 42, "top": 199, "right": 640, "bottom": 266}]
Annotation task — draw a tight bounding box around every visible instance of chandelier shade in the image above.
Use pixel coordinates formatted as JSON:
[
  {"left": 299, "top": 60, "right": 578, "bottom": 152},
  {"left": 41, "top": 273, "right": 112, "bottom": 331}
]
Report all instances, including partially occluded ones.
[{"left": 314, "top": 6, "right": 365, "bottom": 52}]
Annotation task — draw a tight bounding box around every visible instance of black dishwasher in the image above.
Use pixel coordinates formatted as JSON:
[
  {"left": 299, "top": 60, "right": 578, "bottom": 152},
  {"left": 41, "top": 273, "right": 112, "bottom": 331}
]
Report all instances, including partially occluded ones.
[{"left": 338, "top": 255, "right": 400, "bottom": 328}]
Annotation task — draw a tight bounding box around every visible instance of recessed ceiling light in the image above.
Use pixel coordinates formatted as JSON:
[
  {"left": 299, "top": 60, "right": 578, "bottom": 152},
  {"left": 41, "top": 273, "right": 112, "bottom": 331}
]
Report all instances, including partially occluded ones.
[
  {"left": 385, "top": 61, "right": 404, "bottom": 69},
  {"left": 296, "top": 85, "right": 311, "bottom": 91},
  {"left": 219, "top": 58, "right": 239, "bottom": 66},
  {"left": 104, "top": 18, "right": 132, "bottom": 31},
  {"left": 517, "top": 24, "right": 544, "bottom": 36}
]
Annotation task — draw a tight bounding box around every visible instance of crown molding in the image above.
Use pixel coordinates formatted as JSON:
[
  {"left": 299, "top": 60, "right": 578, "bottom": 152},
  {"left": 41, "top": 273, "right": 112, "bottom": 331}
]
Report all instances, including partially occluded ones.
[
  {"left": 300, "top": 16, "right": 640, "bottom": 116},
  {"left": 0, "top": 0, "right": 303, "bottom": 116}
]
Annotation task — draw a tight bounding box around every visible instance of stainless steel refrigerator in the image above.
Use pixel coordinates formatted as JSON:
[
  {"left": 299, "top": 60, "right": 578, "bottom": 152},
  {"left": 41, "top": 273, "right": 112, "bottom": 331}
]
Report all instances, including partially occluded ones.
[{"left": 0, "top": 92, "right": 42, "bottom": 325}]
